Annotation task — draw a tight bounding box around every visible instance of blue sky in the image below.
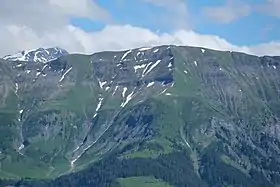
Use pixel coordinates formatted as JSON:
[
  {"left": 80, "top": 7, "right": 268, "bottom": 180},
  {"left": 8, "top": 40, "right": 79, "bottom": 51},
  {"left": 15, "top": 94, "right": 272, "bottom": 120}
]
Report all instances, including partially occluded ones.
[{"left": 71, "top": 0, "right": 280, "bottom": 46}]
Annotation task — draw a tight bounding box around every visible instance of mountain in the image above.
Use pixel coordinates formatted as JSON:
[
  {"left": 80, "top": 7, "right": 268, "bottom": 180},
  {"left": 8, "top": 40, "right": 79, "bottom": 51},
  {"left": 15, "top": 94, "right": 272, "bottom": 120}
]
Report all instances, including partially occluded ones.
[
  {"left": 0, "top": 45, "right": 280, "bottom": 187},
  {"left": 2, "top": 47, "right": 68, "bottom": 63}
]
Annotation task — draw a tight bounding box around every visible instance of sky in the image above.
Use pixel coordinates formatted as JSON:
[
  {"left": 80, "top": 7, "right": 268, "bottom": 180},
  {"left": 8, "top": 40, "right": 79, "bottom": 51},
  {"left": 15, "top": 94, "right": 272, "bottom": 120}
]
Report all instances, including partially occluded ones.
[{"left": 0, "top": 0, "right": 280, "bottom": 56}]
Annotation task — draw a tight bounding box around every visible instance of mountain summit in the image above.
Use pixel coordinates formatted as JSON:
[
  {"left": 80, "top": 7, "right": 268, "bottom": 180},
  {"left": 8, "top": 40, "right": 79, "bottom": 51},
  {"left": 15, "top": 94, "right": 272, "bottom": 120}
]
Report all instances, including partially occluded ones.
[
  {"left": 2, "top": 47, "right": 68, "bottom": 63},
  {"left": 0, "top": 45, "right": 280, "bottom": 187}
]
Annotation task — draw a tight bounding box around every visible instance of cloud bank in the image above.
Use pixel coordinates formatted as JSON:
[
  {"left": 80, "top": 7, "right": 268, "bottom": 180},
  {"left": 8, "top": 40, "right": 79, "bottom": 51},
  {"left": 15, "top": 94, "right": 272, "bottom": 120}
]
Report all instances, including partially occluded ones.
[{"left": 0, "top": 0, "right": 279, "bottom": 57}]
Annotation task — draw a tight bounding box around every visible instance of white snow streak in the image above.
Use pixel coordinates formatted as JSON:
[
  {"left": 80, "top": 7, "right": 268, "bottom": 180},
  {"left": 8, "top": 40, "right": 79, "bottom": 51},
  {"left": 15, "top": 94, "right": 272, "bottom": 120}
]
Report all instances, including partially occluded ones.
[
  {"left": 153, "top": 48, "right": 159, "bottom": 53},
  {"left": 144, "top": 60, "right": 161, "bottom": 75},
  {"left": 142, "top": 62, "right": 153, "bottom": 77},
  {"left": 194, "top": 61, "right": 197, "bottom": 66},
  {"left": 168, "top": 62, "right": 172, "bottom": 68},
  {"left": 121, "top": 91, "right": 134, "bottom": 107},
  {"left": 122, "top": 87, "right": 127, "bottom": 97},
  {"left": 201, "top": 49, "right": 205, "bottom": 53},
  {"left": 100, "top": 81, "right": 107, "bottom": 88},
  {"left": 15, "top": 83, "right": 19, "bottom": 93},
  {"left": 59, "top": 67, "right": 72, "bottom": 82},
  {"left": 133, "top": 64, "right": 146, "bottom": 72},
  {"left": 147, "top": 82, "right": 155, "bottom": 87},
  {"left": 113, "top": 86, "right": 119, "bottom": 95},
  {"left": 18, "top": 144, "right": 24, "bottom": 151},
  {"left": 139, "top": 47, "right": 151, "bottom": 51},
  {"left": 184, "top": 70, "right": 188, "bottom": 74},
  {"left": 121, "top": 50, "right": 132, "bottom": 60},
  {"left": 96, "top": 98, "right": 103, "bottom": 112}
]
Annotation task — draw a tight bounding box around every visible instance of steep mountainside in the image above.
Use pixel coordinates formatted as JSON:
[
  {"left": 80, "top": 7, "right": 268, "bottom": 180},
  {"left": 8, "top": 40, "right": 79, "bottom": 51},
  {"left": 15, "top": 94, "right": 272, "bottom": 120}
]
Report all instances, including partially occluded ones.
[{"left": 0, "top": 45, "right": 280, "bottom": 187}]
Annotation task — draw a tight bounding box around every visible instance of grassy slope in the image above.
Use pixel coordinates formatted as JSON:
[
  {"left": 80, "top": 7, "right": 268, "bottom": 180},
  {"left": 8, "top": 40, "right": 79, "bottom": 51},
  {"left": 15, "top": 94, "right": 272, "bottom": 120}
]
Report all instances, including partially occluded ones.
[{"left": 118, "top": 176, "right": 172, "bottom": 187}]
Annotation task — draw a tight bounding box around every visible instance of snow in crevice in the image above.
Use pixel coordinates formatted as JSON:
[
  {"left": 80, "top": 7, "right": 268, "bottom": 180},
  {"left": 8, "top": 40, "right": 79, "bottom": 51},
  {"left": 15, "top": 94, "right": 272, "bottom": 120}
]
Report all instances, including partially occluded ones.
[
  {"left": 158, "top": 88, "right": 168, "bottom": 95},
  {"left": 147, "top": 82, "right": 155, "bottom": 87},
  {"left": 42, "top": 64, "right": 48, "bottom": 71},
  {"left": 113, "top": 86, "right": 119, "bottom": 95},
  {"left": 273, "top": 65, "right": 277, "bottom": 69},
  {"left": 16, "top": 64, "right": 23, "bottom": 67},
  {"left": 165, "top": 93, "right": 172, "bottom": 96},
  {"left": 105, "top": 86, "right": 110, "bottom": 91},
  {"left": 142, "top": 62, "right": 153, "bottom": 77},
  {"left": 96, "top": 98, "right": 103, "bottom": 112},
  {"left": 194, "top": 61, "right": 197, "bottom": 66},
  {"left": 201, "top": 49, "right": 205, "bottom": 53},
  {"left": 121, "top": 91, "right": 134, "bottom": 107},
  {"left": 15, "top": 83, "right": 19, "bottom": 94},
  {"left": 184, "top": 70, "right": 188, "bottom": 74},
  {"left": 122, "top": 87, "right": 128, "bottom": 97},
  {"left": 121, "top": 50, "right": 132, "bottom": 61},
  {"left": 25, "top": 70, "right": 31, "bottom": 74},
  {"left": 59, "top": 67, "right": 72, "bottom": 82},
  {"left": 72, "top": 145, "right": 81, "bottom": 153},
  {"left": 144, "top": 59, "right": 161, "bottom": 76},
  {"left": 70, "top": 120, "right": 114, "bottom": 167}
]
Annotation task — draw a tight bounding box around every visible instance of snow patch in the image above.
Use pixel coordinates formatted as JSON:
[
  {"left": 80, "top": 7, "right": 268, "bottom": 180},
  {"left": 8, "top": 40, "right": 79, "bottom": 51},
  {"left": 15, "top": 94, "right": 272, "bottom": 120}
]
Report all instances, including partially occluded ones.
[
  {"left": 36, "top": 71, "right": 41, "bottom": 76},
  {"left": 105, "top": 86, "right": 110, "bottom": 91},
  {"left": 201, "top": 49, "right": 205, "bottom": 53},
  {"left": 168, "top": 62, "right": 172, "bottom": 68},
  {"left": 147, "top": 82, "right": 155, "bottom": 87},
  {"left": 194, "top": 61, "right": 197, "bottom": 66},
  {"left": 184, "top": 70, "right": 188, "bottom": 74},
  {"left": 16, "top": 64, "right": 23, "bottom": 67},
  {"left": 25, "top": 70, "right": 31, "bottom": 74},
  {"left": 273, "top": 65, "right": 277, "bottom": 69}
]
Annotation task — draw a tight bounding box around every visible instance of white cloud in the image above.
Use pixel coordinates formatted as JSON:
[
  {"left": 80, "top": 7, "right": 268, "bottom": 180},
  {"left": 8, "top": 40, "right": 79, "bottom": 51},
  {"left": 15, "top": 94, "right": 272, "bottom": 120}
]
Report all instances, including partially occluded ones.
[
  {"left": 0, "top": 0, "right": 280, "bottom": 57},
  {"left": 203, "top": 0, "right": 251, "bottom": 23},
  {"left": 142, "top": 0, "right": 191, "bottom": 29},
  {"left": 256, "top": 0, "right": 280, "bottom": 17}
]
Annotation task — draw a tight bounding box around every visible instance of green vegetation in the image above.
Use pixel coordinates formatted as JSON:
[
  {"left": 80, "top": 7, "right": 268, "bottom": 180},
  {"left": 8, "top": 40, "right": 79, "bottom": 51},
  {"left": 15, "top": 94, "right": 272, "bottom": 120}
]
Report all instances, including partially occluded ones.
[{"left": 118, "top": 176, "right": 172, "bottom": 187}]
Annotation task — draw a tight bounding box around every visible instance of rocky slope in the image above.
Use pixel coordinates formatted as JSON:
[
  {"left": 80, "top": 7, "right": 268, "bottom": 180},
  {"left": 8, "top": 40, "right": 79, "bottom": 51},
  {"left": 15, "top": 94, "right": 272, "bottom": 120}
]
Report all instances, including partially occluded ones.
[
  {"left": 2, "top": 47, "right": 68, "bottom": 63},
  {"left": 0, "top": 45, "right": 280, "bottom": 187}
]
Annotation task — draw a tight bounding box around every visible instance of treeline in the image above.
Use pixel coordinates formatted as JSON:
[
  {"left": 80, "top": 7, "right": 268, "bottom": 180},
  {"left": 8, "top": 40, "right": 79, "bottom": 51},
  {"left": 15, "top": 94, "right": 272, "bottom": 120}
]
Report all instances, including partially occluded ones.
[
  {"left": 0, "top": 150, "right": 205, "bottom": 187},
  {"left": 1, "top": 141, "right": 279, "bottom": 187}
]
